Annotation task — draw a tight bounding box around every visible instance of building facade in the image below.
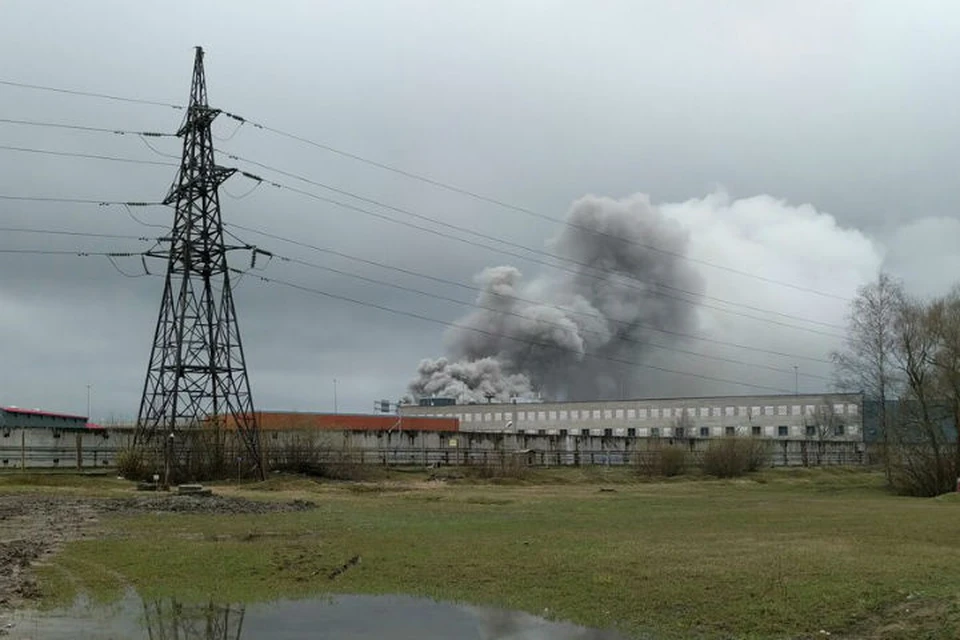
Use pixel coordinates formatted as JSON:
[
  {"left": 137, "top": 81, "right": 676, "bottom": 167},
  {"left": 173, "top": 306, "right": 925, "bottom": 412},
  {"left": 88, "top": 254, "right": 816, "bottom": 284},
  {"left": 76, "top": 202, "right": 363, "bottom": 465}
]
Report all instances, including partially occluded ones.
[
  {"left": 0, "top": 406, "right": 115, "bottom": 469},
  {"left": 400, "top": 392, "right": 863, "bottom": 441}
]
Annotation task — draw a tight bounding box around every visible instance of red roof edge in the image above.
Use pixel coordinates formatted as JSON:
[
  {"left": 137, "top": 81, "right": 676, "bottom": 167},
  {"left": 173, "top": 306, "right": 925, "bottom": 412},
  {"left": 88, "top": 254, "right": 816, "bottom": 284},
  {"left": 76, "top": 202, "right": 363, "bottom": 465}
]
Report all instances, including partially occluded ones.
[{"left": 2, "top": 406, "right": 88, "bottom": 420}]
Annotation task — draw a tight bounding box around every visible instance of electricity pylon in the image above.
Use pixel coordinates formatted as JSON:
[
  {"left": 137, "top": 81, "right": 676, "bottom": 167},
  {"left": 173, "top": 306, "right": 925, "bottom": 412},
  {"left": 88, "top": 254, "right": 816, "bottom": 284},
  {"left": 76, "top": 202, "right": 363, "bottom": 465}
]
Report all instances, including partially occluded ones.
[{"left": 135, "top": 47, "right": 263, "bottom": 480}]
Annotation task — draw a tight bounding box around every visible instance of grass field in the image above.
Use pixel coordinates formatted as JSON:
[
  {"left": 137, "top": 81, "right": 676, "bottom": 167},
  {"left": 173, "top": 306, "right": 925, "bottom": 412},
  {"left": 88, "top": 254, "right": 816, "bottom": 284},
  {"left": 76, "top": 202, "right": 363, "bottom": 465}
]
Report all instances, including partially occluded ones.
[{"left": 18, "top": 467, "right": 960, "bottom": 639}]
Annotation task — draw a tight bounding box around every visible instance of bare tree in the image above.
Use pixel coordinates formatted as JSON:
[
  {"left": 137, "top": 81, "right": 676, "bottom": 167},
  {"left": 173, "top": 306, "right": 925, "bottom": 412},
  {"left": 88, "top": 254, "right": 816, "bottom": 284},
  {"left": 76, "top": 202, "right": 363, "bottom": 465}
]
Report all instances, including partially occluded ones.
[
  {"left": 673, "top": 409, "right": 695, "bottom": 438},
  {"left": 803, "top": 398, "right": 841, "bottom": 465},
  {"left": 882, "top": 292, "right": 959, "bottom": 495},
  {"left": 927, "top": 289, "right": 960, "bottom": 480},
  {"left": 831, "top": 272, "right": 904, "bottom": 481}
]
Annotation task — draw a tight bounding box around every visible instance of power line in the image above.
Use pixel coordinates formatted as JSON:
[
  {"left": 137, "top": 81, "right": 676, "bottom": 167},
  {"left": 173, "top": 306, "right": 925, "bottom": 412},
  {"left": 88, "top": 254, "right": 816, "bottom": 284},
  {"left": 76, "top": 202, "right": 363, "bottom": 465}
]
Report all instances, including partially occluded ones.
[
  {"left": 0, "top": 77, "right": 851, "bottom": 301},
  {"left": 266, "top": 248, "right": 829, "bottom": 381},
  {"left": 0, "top": 191, "right": 838, "bottom": 363},
  {"left": 0, "top": 117, "right": 174, "bottom": 137},
  {"left": 0, "top": 195, "right": 164, "bottom": 207},
  {"left": 0, "top": 248, "right": 143, "bottom": 257},
  {"left": 0, "top": 144, "right": 177, "bottom": 167},
  {"left": 237, "top": 267, "right": 797, "bottom": 394},
  {"left": 228, "top": 221, "right": 833, "bottom": 365},
  {"left": 0, "top": 79, "right": 184, "bottom": 110},
  {"left": 0, "top": 226, "right": 155, "bottom": 241},
  {"left": 219, "top": 110, "right": 851, "bottom": 302},
  {"left": 232, "top": 166, "right": 846, "bottom": 338}
]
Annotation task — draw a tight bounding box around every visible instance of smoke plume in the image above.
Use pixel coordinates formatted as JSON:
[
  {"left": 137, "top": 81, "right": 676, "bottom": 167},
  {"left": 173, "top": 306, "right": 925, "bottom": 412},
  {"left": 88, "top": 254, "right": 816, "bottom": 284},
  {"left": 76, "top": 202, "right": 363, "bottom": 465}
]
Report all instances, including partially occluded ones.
[{"left": 409, "top": 194, "right": 704, "bottom": 403}]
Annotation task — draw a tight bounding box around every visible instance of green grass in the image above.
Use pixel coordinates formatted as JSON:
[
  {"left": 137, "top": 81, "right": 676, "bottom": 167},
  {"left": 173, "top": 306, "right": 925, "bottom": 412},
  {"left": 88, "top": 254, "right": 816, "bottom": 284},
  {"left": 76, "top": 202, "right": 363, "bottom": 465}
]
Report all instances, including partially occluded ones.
[{"left": 19, "top": 468, "right": 960, "bottom": 639}]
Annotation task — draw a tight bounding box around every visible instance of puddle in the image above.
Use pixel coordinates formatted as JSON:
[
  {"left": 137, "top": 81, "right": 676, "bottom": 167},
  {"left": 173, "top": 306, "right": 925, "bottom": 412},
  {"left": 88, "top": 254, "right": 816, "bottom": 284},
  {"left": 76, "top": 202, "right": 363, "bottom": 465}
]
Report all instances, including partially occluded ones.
[{"left": 5, "top": 591, "right": 631, "bottom": 639}]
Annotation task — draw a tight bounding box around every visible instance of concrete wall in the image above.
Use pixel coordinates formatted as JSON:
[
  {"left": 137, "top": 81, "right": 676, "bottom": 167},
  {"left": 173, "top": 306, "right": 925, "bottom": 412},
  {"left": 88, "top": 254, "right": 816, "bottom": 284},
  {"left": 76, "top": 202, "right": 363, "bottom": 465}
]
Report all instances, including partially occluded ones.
[
  {"left": 3, "top": 423, "right": 864, "bottom": 470},
  {"left": 401, "top": 393, "right": 864, "bottom": 441},
  {"left": 0, "top": 426, "right": 133, "bottom": 470},
  {"left": 262, "top": 428, "right": 865, "bottom": 468}
]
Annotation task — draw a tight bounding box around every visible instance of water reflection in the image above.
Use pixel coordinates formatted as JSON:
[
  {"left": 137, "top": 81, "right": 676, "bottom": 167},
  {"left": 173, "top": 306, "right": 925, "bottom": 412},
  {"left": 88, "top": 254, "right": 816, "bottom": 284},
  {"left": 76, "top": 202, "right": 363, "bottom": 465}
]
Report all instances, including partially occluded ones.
[
  {"left": 9, "top": 592, "right": 631, "bottom": 639},
  {"left": 142, "top": 598, "right": 245, "bottom": 640}
]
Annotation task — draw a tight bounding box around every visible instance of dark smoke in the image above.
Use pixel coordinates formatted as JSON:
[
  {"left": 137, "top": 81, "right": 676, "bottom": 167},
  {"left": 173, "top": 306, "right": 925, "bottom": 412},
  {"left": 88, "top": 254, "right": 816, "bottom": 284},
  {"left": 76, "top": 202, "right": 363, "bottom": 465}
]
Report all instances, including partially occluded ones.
[{"left": 409, "top": 194, "right": 704, "bottom": 402}]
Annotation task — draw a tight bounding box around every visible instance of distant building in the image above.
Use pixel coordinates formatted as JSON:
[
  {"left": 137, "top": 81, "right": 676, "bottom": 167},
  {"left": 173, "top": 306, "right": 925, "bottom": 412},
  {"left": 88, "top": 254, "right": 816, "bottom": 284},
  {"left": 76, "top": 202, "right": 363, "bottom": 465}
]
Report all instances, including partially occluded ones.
[
  {"left": 0, "top": 406, "right": 111, "bottom": 469},
  {"left": 224, "top": 411, "right": 459, "bottom": 434},
  {"left": 401, "top": 392, "right": 864, "bottom": 441}
]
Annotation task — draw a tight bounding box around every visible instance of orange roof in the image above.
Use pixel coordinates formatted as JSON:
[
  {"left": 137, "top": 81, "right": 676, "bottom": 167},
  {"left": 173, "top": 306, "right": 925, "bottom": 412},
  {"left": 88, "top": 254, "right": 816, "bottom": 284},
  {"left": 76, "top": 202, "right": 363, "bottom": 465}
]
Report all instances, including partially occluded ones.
[{"left": 222, "top": 412, "right": 458, "bottom": 432}]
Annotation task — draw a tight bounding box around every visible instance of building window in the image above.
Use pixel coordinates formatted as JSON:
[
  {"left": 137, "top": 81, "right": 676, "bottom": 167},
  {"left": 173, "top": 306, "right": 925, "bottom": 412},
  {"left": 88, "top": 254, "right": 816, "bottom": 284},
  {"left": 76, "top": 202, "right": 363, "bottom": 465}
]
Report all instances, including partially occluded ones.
[
  {"left": 834, "top": 424, "right": 846, "bottom": 436},
  {"left": 651, "top": 427, "right": 661, "bottom": 438},
  {"left": 603, "top": 410, "right": 613, "bottom": 419},
  {"left": 699, "top": 407, "right": 709, "bottom": 418},
  {"left": 663, "top": 408, "right": 672, "bottom": 418},
  {"left": 806, "top": 425, "right": 816, "bottom": 437},
  {"left": 712, "top": 407, "right": 721, "bottom": 417},
  {"left": 592, "top": 410, "right": 601, "bottom": 420},
  {"left": 559, "top": 410, "right": 568, "bottom": 420},
  {"left": 638, "top": 409, "right": 648, "bottom": 419},
  {"left": 778, "top": 406, "right": 787, "bottom": 416},
  {"left": 560, "top": 429, "right": 568, "bottom": 437},
  {"left": 603, "top": 428, "right": 613, "bottom": 437},
  {"left": 615, "top": 409, "right": 624, "bottom": 419},
  {"left": 847, "top": 404, "right": 859, "bottom": 415},
  {"left": 627, "top": 428, "right": 636, "bottom": 437},
  {"left": 538, "top": 411, "right": 547, "bottom": 421},
  {"left": 751, "top": 406, "right": 761, "bottom": 417},
  {"left": 805, "top": 405, "right": 815, "bottom": 415},
  {"left": 650, "top": 408, "right": 660, "bottom": 419},
  {"left": 752, "top": 426, "right": 762, "bottom": 437},
  {"left": 464, "top": 414, "right": 473, "bottom": 423},
  {"left": 674, "top": 427, "right": 685, "bottom": 438},
  {"left": 538, "top": 429, "right": 546, "bottom": 435},
  {"left": 791, "top": 405, "right": 801, "bottom": 416},
  {"left": 778, "top": 425, "right": 788, "bottom": 437},
  {"left": 724, "top": 426, "right": 735, "bottom": 436},
  {"left": 725, "top": 406, "right": 735, "bottom": 417},
  {"left": 699, "top": 427, "right": 710, "bottom": 437},
  {"left": 834, "top": 404, "right": 845, "bottom": 415},
  {"left": 546, "top": 411, "right": 555, "bottom": 421},
  {"left": 737, "top": 406, "right": 747, "bottom": 417},
  {"left": 570, "top": 410, "right": 579, "bottom": 420}
]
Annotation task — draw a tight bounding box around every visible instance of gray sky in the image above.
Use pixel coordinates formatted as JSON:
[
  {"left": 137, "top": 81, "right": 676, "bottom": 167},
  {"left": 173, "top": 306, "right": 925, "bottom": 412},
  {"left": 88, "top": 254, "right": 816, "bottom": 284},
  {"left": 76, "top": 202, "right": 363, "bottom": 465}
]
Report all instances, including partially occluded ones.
[{"left": 1, "top": 0, "right": 958, "bottom": 420}]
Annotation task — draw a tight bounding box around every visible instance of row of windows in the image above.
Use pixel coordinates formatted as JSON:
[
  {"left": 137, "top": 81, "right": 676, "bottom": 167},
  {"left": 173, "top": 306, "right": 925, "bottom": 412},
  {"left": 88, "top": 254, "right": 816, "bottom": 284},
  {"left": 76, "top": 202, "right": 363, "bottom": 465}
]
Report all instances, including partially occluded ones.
[
  {"left": 430, "top": 403, "right": 859, "bottom": 424},
  {"left": 506, "top": 424, "right": 850, "bottom": 438}
]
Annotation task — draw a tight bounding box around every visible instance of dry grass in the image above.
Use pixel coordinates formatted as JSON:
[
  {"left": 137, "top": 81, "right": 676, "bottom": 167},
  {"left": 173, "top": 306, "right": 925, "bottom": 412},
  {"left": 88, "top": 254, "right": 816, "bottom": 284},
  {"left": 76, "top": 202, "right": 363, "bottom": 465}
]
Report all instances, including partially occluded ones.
[{"left": 14, "top": 467, "right": 960, "bottom": 639}]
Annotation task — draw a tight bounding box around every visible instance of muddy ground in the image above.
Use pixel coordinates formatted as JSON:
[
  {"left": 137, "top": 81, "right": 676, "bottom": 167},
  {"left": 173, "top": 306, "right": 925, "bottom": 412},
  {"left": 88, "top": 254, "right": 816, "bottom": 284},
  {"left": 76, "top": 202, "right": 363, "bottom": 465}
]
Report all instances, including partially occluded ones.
[{"left": 0, "top": 492, "right": 315, "bottom": 621}]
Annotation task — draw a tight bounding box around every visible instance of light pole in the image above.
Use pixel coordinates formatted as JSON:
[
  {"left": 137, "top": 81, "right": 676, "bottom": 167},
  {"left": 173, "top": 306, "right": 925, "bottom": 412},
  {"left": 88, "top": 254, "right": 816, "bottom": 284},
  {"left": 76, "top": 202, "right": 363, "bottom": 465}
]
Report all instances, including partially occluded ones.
[
  {"left": 333, "top": 378, "right": 338, "bottom": 414},
  {"left": 86, "top": 384, "right": 92, "bottom": 420},
  {"left": 794, "top": 366, "right": 799, "bottom": 396}
]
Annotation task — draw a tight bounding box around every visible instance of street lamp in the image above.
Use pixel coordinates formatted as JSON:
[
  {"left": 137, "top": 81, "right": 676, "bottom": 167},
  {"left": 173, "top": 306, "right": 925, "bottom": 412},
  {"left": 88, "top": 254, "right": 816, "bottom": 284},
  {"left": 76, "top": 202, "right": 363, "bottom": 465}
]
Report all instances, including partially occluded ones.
[{"left": 86, "top": 384, "right": 92, "bottom": 420}]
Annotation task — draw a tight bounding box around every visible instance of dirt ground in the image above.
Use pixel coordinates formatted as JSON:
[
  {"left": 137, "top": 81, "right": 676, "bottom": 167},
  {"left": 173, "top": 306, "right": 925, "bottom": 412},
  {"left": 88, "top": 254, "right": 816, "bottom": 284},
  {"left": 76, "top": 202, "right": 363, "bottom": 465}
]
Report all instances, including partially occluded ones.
[{"left": 0, "top": 491, "right": 315, "bottom": 624}]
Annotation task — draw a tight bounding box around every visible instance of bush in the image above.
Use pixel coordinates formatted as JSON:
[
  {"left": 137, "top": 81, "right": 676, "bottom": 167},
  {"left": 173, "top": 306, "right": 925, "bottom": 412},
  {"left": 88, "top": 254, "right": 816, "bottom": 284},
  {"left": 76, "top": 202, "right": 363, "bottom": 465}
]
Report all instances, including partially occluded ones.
[
  {"left": 702, "top": 438, "right": 769, "bottom": 478},
  {"left": 889, "top": 445, "right": 959, "bottom": 497},
  {"left": 465, "top": 451, "right": 529, "bottom": 482},
  {"left": 635, "top": 445, "right": 688, "bottom": 477},
  {"left": 115, "top": 448, "right": 147, "bottom": 481}
]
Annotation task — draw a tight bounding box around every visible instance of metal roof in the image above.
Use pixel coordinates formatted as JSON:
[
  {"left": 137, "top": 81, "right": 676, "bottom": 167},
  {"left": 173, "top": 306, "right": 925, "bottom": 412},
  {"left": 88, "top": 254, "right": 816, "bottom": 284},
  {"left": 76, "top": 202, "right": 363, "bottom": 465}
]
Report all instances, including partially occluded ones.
[{"left": 1, "top": 406, "right": 88, "bottom": 420}]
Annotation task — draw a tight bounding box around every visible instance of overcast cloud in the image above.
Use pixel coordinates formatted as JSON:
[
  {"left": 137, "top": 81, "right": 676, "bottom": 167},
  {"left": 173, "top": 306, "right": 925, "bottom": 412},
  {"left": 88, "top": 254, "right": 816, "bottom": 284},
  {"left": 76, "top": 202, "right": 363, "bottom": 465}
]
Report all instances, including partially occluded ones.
[{"left": 1, "top": 0, "right": 959, "bottom": 421}]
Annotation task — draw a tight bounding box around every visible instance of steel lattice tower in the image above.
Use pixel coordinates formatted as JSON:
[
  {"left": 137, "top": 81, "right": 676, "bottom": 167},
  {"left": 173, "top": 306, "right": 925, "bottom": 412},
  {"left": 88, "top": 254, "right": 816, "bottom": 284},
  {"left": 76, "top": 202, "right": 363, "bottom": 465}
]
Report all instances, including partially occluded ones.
[{"left": 135, "top": 47, "right": 263, "bottom": 479}]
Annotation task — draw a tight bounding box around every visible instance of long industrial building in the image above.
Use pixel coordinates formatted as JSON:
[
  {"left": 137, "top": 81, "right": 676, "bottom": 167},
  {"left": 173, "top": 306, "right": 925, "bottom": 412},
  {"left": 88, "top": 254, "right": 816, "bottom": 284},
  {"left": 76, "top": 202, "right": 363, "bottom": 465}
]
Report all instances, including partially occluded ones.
[{"left": 400, "top": 392, "right": 863, "bottom": 441}]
